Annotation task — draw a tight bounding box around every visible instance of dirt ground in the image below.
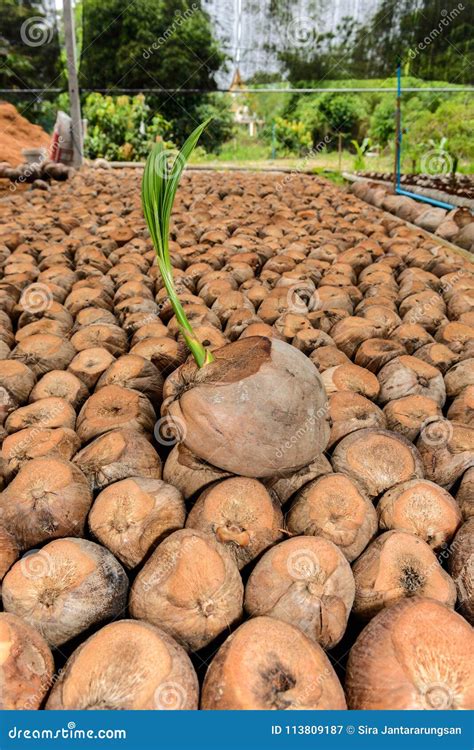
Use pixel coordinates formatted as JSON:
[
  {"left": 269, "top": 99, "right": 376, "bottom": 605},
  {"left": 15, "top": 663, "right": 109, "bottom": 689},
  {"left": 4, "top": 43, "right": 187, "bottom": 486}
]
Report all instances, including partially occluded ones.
[{"left": 0, "top": 102, "right": 51, "bottom": 166}]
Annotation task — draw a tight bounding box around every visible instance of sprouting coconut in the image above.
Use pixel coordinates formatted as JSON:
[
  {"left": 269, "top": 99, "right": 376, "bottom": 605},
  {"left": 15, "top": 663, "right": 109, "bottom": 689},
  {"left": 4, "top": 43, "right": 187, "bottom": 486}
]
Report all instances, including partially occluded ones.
[{"left": 141, "top": 122, "right": 329, "bottom": 478}]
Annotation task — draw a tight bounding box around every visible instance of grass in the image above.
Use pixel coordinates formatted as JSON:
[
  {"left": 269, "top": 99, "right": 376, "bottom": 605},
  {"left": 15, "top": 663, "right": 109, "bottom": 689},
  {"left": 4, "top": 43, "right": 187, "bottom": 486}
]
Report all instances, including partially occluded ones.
[
  {"left": 189, "top": 137, "right": 395, "bottom": 174},
  {"left": 190, "top": 136, "right": 473, "bottom": 176}
]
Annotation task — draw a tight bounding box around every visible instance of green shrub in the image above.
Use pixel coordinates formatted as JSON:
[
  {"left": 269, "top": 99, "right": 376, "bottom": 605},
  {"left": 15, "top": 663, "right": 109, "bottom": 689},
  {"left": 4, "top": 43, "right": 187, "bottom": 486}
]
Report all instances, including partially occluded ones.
[
  {"left": 271, "top": 117, "right": 312, "bottom": 156},
  {"left": 195, "top": 94, "right": 235, "bottom": 153},
  {"left": 370, "top": 96, "right": 395, "bottom": 146},
  {"left": 351, "top": 137, "right": 371, "bottom": 171},
  {"left": 404, "top": 97, "right": 474, "bottom": 163},
  {"left": 83, "top": 93, "right": 173, "bottom": 161},
  {"left": 317, "top": 93, "right": 368, "bottom": 140},
  {"left": 291, "top": 93, "right": 367, "bottom": 148}
]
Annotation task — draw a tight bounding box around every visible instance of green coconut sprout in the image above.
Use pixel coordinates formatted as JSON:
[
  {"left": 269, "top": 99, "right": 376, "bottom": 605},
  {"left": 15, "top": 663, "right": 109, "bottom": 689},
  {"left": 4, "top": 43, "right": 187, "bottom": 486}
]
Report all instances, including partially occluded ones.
[{"left": 142, "top": 118, "right": 213, "bottom": 368}]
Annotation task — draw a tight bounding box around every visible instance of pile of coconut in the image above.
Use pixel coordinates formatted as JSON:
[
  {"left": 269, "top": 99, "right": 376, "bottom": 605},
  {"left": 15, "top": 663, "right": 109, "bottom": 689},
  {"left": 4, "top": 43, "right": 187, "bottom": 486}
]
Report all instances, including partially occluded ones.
[
  {"left": 350, "top": 179, "right": 474, "bottom": 253},
  {"left": 0, "top": 162, "right": 472, "bottom": 711}
]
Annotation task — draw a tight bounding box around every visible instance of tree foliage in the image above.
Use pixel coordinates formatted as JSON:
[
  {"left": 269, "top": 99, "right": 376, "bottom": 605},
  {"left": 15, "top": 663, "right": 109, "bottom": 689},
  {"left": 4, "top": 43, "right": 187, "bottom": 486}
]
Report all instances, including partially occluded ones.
[
  {"left": 0, "top": 0, "right": 61, "bottom": 89},
  {"left": 80, "top": 0, "right": 225, "bottom": 143},
  {"left": 274, "top": 0, "right": 473, "bottom": 84}
]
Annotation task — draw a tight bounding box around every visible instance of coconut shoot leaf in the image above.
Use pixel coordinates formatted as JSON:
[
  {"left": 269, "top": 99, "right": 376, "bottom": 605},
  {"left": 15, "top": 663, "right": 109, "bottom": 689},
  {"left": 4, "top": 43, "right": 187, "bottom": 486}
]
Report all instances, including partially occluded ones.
[{"left": 142, "top": 118, "right": 213, "bottom": 368}]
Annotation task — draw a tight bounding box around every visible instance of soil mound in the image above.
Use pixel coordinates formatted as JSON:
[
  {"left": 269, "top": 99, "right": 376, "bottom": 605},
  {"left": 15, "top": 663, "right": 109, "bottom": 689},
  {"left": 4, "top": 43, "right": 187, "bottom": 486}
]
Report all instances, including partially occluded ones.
[{"left": 0, "top": 101, "right": 51, "bottom": 166}]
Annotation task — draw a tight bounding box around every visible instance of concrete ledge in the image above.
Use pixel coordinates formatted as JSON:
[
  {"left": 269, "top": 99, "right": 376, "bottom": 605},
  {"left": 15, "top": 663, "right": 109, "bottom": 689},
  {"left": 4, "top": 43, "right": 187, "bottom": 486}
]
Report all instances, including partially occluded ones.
[{"left": 342, "top": 172, "right": 474, "bottom": 210}]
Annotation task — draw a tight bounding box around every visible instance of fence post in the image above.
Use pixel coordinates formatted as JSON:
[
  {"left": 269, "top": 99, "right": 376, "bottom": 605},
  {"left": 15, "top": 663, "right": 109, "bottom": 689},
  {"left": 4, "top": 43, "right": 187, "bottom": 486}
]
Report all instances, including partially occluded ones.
[
  {"left": 271, "top": 122, "right": 276, "bottom": 160},
  {"left": 63, "top": 0, "right": 83, "bottom": 168},
  {"left": 394, "top": 62, "right": 402, "bottom": 191}
]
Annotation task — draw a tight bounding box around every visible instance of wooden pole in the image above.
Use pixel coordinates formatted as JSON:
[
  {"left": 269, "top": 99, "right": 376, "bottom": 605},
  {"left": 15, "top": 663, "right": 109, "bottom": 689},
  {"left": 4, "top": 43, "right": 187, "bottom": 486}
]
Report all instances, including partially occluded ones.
[
  {"left": 63, "top": 0, "right": 83, "bottom": 167},
  {"left": 338, "top": 132, "right": 342, "bottom": 172},
  {"left": 394, "top": 64, "right": 401, "bottom": 192}
]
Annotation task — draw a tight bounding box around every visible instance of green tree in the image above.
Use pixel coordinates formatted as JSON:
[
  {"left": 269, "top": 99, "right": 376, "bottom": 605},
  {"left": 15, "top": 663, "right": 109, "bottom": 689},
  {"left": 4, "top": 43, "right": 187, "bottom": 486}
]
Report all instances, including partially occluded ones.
[
  {"left": 80, "top": 0, "right": 225, "bottom": 143},
  {"left": 195, "top": 93, "right": 234, "bottom": 153},
  {"left": 0, "top": 0, "right": 61, "bottom": 88},
  {"left": 273, "top": 0, "right": 473, "bottom": 84},
  {"left": 350, "top": 0, "right": 473, "bottom": 83}
]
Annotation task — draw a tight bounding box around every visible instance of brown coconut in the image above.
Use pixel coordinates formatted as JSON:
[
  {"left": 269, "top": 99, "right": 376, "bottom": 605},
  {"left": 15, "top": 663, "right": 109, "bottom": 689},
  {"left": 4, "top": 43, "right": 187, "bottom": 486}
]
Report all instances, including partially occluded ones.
[
  {"left": 244, "top": 536, "right": 354, "bottom": 649},
  {"left": 448, "top": 385, "right": 474, "bottom": 426},
  {"left": 346, "top": 598, "right": 473, "bottom": 709},
  {"left": 377, "top": 355, "right": 446, "bottom": 407},
  {"left": 0, "top": 526, "right": 19, "bottom": 580},
  {"left": 287, "top": 473, "right": 377, "bottom": 561},
  {"left": 89, "top": 477, "right": 185, "bottom": 568},
  {"left": 162, "top": 444, "right": 231, "bottom": 501},
  {"left": 383, "top": 394, "right": 442, "bottom": 441},
  {"left": 76, "top": 385, "right": 156, "bottom": 443},
  {"left": 130, "top": 528, "right": 243, "bottom": 651},
  {"left": 321, "top": 363, "right": 380, "bottom": 400},
  {"left": 377, "top": 479, "right": 462, "bottom": 549},
  {"left": 29, "top": 370, "right": 88, "bottom": 409},
  {"left": 0, "top": 457, "right": 92, "bottom": 549},
  {"left": 331, "top": 428, "right": 424, "bottom": 498},
  {"left": 5, "top": 397, "right": 76, "bottom": 435},
  {"left": 10, "top": 334, "right": 76, "bottom": 376},
  {"left": 327, "top": 391, "right": 387, "bottom": 448},
  {"left": 161, "top": 337, "right": 329, "bottom": 478},
  {"left": 444, "top": 358, "right": 474, "bottom": 397},
  {"left": 73, "top": 429, "right": 162, "bottom": 491},
  {"left": 45, "top": 620, "right": 198, "bottom": 710},
  {"left": 185, "top": 477, "right": 283, "bottom": 569},
  {"left": 2, "top": 538, "right": 128, "bottom": 647},
  {"left": 352, "top": 531, "right": 457, "bottom": 619},
  {"left": 0, "top": 360, "right": 36, "bottom": 405},
  {"left": 1, "top": 427, "right": 80, "bottom": 476},
  {"left": 457, "top": 468, "right": 474, "bottom": 520},
  {"left": 447, "top": 519, "right": 473, "bottom": 624},
  {"left": 201, "top": 616, "right": 346, "bottom": 709},
  {"left": 417, "top": 420, "right": 474, "bottom": 488},
  {"left": 354, "top": 338, "right": 406, "bottom": 373},
  {"left": 265, "top": 453, "right": 333, "bottom": 505},
  {"left": 0, "top": 612, "right": 54, "bottom": 709}
]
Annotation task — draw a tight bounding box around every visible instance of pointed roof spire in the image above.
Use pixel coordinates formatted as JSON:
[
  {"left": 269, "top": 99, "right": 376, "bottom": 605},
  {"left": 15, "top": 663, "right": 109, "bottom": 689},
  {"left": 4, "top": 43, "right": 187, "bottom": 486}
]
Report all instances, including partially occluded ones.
[{"left": 230, "top": 67, "right": 244, "bottom": 90}]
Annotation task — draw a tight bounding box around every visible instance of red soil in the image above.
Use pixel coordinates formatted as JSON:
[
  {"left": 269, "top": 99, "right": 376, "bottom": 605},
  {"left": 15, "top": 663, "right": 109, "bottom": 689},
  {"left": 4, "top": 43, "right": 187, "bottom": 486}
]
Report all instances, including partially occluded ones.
[{"left": 0, "top": 102, "right": 51, "bottom": 166}]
